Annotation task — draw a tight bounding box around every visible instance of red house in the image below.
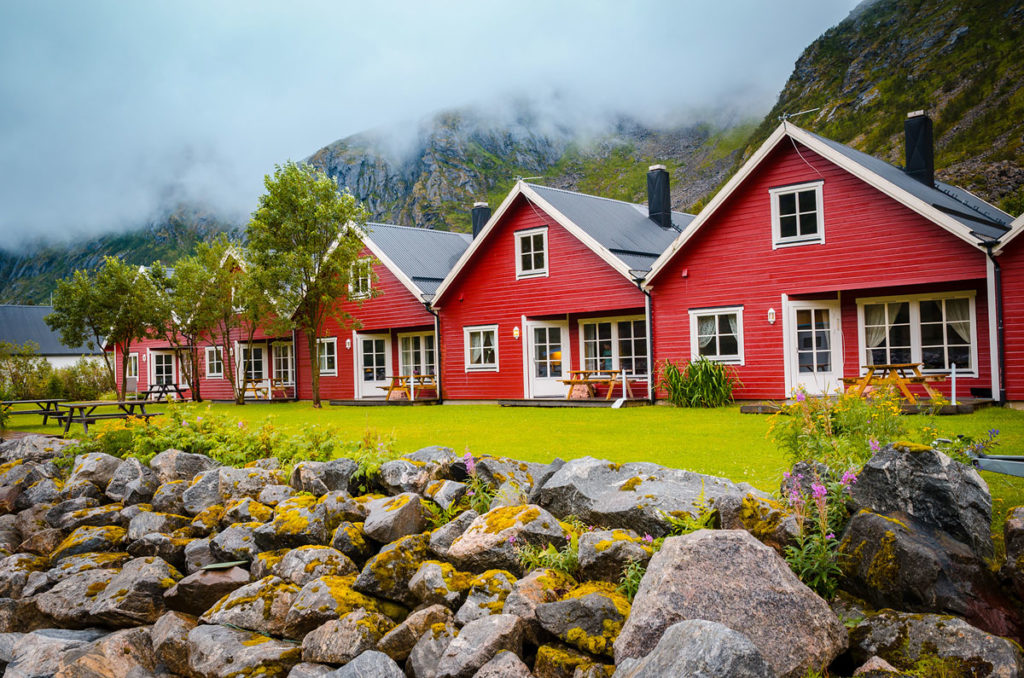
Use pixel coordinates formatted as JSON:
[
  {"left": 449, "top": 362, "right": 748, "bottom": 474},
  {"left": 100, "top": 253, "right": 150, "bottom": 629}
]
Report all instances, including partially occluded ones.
[
  {"left": 992, "top": 212, "right": 1024, "bottom": 402},
  {"left": 292, "top": 223, "right": 471, "bottom": 401},
  {"left": 644, "top": 113, "right": 1015, "bottom": 402},
  {"left": 431, "top": 177, "right": 691, "bottom": 400}
]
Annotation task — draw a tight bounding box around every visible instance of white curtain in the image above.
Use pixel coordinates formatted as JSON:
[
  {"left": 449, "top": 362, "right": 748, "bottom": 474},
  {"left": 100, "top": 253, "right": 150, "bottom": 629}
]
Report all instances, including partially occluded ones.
[
  {"left": 698, "top": 316, "right": 716, "bottom": 349},
  {"left": 863, "top": 304, "right": 886, "bottom": 349},
  {"left": 726, "top": 313, "right": 738, "bottom": 338},
  {"left": 946, "top": 299, "right": 971, "bottom": 343}
]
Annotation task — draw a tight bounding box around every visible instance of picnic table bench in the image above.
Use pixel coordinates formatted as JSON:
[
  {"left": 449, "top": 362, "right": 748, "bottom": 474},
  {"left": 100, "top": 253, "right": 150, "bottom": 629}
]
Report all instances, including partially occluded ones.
[
  {"left": 56, "top": 400, "right": 163, "bottom": 436},
  {"left": 559, "top": 369, "right": 634, "bottom": 401},
  {"left": 242, "top": 378, "right": 290, "bottom": 400},
  {"left": 139, "top": 383, "right": 190, "bottom": 401},
  {"left": 841, "top": 362, "right": 946, "bottom": 405},
  {"left": 378, "top": 375, "right": 438, "bottom": 401},
  {"left": 1, "top": 399, "right": 65, "bottom": 425}
]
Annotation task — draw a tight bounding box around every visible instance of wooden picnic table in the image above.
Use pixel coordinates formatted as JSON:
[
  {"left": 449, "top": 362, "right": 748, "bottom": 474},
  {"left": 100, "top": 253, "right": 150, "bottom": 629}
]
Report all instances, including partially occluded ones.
[
  {"left": 841, "top": 362, "right": 946, "bottom": 405},
  {"left": 0, "top": 399, "right": 65, "bottom": 425},
  {"left": 56, "top": 400, "right": 163, "bottom": 436},
  {"left": 242, "top": 378, "right": 289, "bottom": 400},
  {"left": 380, "top": 375, "right": 438, "bottom": 401},
  {"left": 139, "top": 383, "right": 190, "bottom": 401},
  {"left": 559, "top": 369, "right": 634, "bottom": 401}
]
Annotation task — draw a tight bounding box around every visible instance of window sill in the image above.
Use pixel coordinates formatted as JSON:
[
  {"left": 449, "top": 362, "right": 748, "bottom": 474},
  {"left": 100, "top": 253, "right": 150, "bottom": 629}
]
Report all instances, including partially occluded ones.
[
  {"left": 772, "top": 237, "right": 823, "bottom": 249},
  {"left": 515, "top": 271, "right": 549, "bottom": 280},
  {"left": 465, "top": 366, "right": 499, "bottom": 372}
]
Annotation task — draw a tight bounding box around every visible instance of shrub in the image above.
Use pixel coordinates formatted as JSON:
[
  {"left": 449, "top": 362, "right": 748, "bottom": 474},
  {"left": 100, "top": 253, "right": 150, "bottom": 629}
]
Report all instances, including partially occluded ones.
[
  {"left": 657, "top": 357, "right": 739, "bottom": 408},
  {"left": 617, "top": 558, "right": 646, "bottom": 602}
]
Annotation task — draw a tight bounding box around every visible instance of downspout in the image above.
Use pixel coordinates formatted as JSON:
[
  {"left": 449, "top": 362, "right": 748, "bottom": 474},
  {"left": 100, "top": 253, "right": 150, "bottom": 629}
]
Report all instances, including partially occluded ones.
[
  {"left": 985, "top": 243, "right": 1007, "bottom": 404},
  {"left": 424, "top": 301, "right": 443, "bottom": 404},
  {"left": 632, "top": 274, "right": 655, "bottom": 404},
  {"left": 292, "top": 329, "right": 298, "bottom": 402}
]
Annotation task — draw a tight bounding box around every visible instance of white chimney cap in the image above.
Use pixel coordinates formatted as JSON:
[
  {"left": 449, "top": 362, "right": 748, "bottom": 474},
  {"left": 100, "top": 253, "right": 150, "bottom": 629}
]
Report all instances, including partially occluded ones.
[
  {"left": 473, "top": 202, "right": 489, "bottom": 208},
  {"left": 648, "top": 164, "right": 667, "bottom": 172},
  {"left": 907, "top": 110, "right": 926, "bottom": 118}
]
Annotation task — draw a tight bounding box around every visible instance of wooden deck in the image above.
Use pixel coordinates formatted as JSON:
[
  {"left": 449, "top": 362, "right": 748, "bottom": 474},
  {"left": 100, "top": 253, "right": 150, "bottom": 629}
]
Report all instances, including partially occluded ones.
[
  {"left": 328, "top": 398, "right": 440, "bottom": 407},
  {"left": 740, "top": 397, "right": 995, "bottom": 415},
  {"left": 498, "top": 398, "right": 649, "bottom": 408}
]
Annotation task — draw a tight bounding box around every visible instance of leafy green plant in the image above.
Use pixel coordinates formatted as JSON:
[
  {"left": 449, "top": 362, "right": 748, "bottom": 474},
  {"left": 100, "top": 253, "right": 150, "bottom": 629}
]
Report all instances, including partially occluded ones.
[
  {"left": 933, "top": 429, "right": 1001, "bottom": 465},
  {"left": 423, "top": 501, "right": 461, "bottom": 530},
  {"left": 348, "top": 428, "right": 402, "bottom": 494},
  {"left": 657, "top": 357, "right": 739, "bottom": 408},
  {"left": 617, "top": 558, "right": 646, "bottom": 602},
  {"left": 515, "top": 535, "right": 580, "bottom": 577},
  {"left": 462, "top": 451, "right": 496, "bottom": 514},
  {"left": 782, "top": 470, "right": 856, "bottom": 599}
]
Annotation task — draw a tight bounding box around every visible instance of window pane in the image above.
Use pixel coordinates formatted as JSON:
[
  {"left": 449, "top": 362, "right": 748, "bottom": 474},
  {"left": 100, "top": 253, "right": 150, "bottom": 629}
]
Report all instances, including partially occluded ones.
[
  {"left": 719, "top": 334, "right": 738, "bottom": 356},
  {"left": 521, "top": 254, "right": 532, "bottom": 271},
  {"left": 799, "top": 213, "right": 818, "bottom": 235},
  {"left": 779, "top": 193, "right": 796, "bottom": 215},
  {"left": 798, "top": 190, "right": 816, "bottom": 212},
  {"left": 780, "top": 215, "right": 797, "bottom": 238},
  {"left": 891, "top": 347, "right": 912, "bottom": 363},
  {"left": 920, "top": 300, "right": 942, "bottom": 323},
  {"left": 948, "top": 345, "right": 970, "bottom": 370},
  {"left": 889, "top": 325, "right": 911, "bottom": 348},
  {"left": 894, "top": 303, "right": 910, "bottom": 324},
  {"left": 921, "top": 323, "right": 943, "bottom": 346}
]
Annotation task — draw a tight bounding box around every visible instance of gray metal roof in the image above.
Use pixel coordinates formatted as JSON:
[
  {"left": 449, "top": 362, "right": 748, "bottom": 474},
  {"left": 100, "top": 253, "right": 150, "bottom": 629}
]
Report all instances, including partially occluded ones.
[
  {"left": 0, "top": 305, "right": 102, "bottom": 356},
  {"left": 365, "top": 223, "right": 472, "bottom": 296},
  {"left": 801, "top": 129, "right": 1013, "bottom": 242},
  {"left": 526, "top": 183, "right": 695, "bottom": 271}
]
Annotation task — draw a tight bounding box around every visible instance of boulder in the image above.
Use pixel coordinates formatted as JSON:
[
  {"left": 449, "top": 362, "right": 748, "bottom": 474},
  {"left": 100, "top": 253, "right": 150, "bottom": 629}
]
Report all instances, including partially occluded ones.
[
  {"left": 424, "top": 480, "right": 466, "bottom": 511},
  {"left": 151, "top": 610, "right": 196, "bottom": 677},
  {"left": 58, "top": 503, "right": 127, "bottom": 532},
  {"left": 127, "top": 510, "right": 190, "bottom": 541},
  {"left": 183, "top": 537, "right": 216, "bottom": 573},
  {"left": 209, "top": 521, "right": 263, "bottom": 562},
  {"left": 283, "top": 574, "right": 384, "bottom": 640},
  {"left": 536, "top": 581, "right": 629, "bottom": 658},
  {"left": 327, "top": 649, "right": 405, "bottom": 677},
  {"left": 187, "top": 623, "right": 301, "bottom": 678},
  {"left": 407, "top": 621, "right": 457, "bottom": 678},
  {"left": 0, "top": 514, "right": 21, "bottom": 552},
  {"left": 454, "top": 569, "right": 516, "bottom": 626},
  {"left": 188, "top": 503, "right": 225, "bottom": 536},
  {"left": 52, "top": 626, "right": 158, "bottom": 677},
  {"left": 428, "top": 509, "right": 478, "bottom": 560},
  {"left": 534, "top": 643, "right": 607, "bottom": 678},
  {"left": 379, "top": 459, "right": 431, "bottom": 495},
  {"left": 719, "top": 492, "right": 800, "bottom": 555},
  {"left": 181, "top": 470, "right": 222, "bottom": 516},
  {"left": 473, "top": 650, "right": 534, "bottom": 678},
  {"left": 851, "top": 443, "right": 993, "bottom": 559},
  {"left": 37, "top": 551, "right": 130, "bottom": 586},
  {"left": 534, "top": 457, "right": 755, "bottom": 536},
  {"left": 44, "top": 497, "right": 99, "bottom": 529},
  {"left": 330, "top": 521, "right": 375, "bottom": 564},
  {"left": 289, "top": 461, "right": 331, "bottom": 496},
  {"left": 50, "top": 525, "right": 127, "bottom": 563},
  {"left": 16, "top": 478, "right": 61, "bottom": 511},
  {"left": 848, "top": 609, "right": 1024, "bottom": 677},
  {"left": 0, "top": 434, "right": 74, "bottom": 464},
  {"left": 405, "top": 445, "right": 457, "bottom": 469},
  {"left": 163, "top": 565, "right": 250, "bottom": 616},
  {"left": 320, "top": 458, "right": 360, "bottom": 494},
  {"left": 614, "top": 530, "right": 846, "bottom": 678},
  {"left": 252, "top": 549, "right": 289, "bottom": 580},
  {"left": 4, "top": 628, "right": 108, "bottom": 678},
  {"left": 126, "top": 532, "right": 190, "bottom": 570},
  {"left": 34, "top": 569, "right": 115, "bottom": 627},
  {"left": 0, "top": 598, "right": 48, "bottom": 634},
  {"left": 104, "top": 457, "right": 159, "bottom": 504},
  {"left": 434, "top": 614, "right": 524, "bottom": 678},
  {"left": 222, "top": 496, "right": 274, "bottom": 525},
  {"left": 89, "top": 555, "right": 181, "bottom": 626},
  {"left": 300, "top": 608, "right": 395, "bottom": 664},
  {"left": 258, "top": 483, "right": 298, "bottom": 506},
  {"left": 526, "top": 458, "right": 566, "bottom": 503},
  {"left": 354, "top": 533, "right": 431, "bottom": 607},
  {"left": 253, "top": 504, "right": 329, "bottom": 551},
  {"left": 839, "top": 509, "right": 1021, "bottom": 639},
  {"left": 218, "top": 466, "right": 282, "bottom": 502},
  {"left": 0, "top": 554, "right": 49, "bottom": 598},
  {"left": 474, "top": 457, "right": 545, "bottom": 495},
  {"left": 615, "top": 619, "right": 773, "bottom": 678},
  {"left": 577, "top": 529, "right": 652, "bottom": 582},
  {"left": 318, "top": 492, "right": 366, "bottom": 530},
  {"left": 273, "top": 545, "right": 358, "bottom": 586},
  {"left": 290, "top": 663, "right": 334, "bottom": 678},
  {"left": 377, "top": 604, "right": 453, "bottom": 662},
  {"left": 67, "top": 453, "right": 122, "bottom": 491},
  {"left": 149, "top": 448, "right": 219, "bottom": 484},
  {"left": 502, "top": 568, "right": 577, "bottom": 644},
  {"left": 15, "top": 503, "right": 53, "bottom": 541},
  {"left": 409, "top": 561, "right": 470, "bottom": 608},
  {"left": 363, "top": 493, "right": 428, "bottom": 544},
  {"left": 59, "top": 477, "right": 103, "bottom": 502},
  {"left": 447, "top": 505, "right": 567, "bottom": 573},
  {"left": 200, "top": 575, "right": 300, "bottom": 637},
  {"left": 1002, "top": 505, "right": 1024, "bottom": 599}
]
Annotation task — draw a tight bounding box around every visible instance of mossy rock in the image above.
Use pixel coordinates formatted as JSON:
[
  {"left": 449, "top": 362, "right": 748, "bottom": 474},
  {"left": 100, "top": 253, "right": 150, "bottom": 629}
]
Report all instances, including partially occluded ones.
[
  {"left": 283, "top": 574, "right": 385, "bottom": 639},
  {"left": 534, "top": 643, "right": 603, "bottom": 678},
  {"left": 51, "top": 525, "right": 127, "bottom": 563},
  {"left": 353, "top": 533, "right": 432, "bottom": 607}
]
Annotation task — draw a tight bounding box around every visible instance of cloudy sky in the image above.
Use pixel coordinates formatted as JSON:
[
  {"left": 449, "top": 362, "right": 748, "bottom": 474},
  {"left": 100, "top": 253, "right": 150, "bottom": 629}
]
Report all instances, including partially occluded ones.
[{"left": 0, "top": 1, "right": 861, "bottom": 249}]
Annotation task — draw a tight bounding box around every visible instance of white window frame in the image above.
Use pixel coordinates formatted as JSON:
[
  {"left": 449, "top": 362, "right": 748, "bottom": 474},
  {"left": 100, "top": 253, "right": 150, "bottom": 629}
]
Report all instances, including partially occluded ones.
[
  {"left": 204, "top": 346, "right": 224, "bottom": 379},
  {"left": 318, "top": 337, "right": 338, "bottom": 376},
  {"left": 272, "top": 342, "right": 294, "bottom": 385},
  {"left": 126, "top": 353, "right": 139, "bottom": 379},
  {"left": 770, "top": 180, "right": 824, "bottom": 249},
  {"left": 688, "top": 306, "right": 745, "bottom": 365},
  {"left": 577, "top": 315, "right": 648, "bottom": 377},
  {"left": 464, "top": 325, "right": 499, "bottom": 372},
  {"left": 856, "top": 291, "right": 978, "bottom": 376},
  {"left": 398, "top": 332, "right": 436, "bottom": 376},
  {"left": 349, "top": 258, "right": 373, "bottom": 300},
  {"left": 515, "top": 227, "right": 549, "bottom": 279}
]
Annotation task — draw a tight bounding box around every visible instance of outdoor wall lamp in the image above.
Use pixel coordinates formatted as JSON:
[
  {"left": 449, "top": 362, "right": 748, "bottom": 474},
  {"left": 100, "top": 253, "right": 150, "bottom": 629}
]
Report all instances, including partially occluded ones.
[
  {"left": 767, "top": 308, "right": 776, "bottom": 325},
  {"left": 513, "top": 326, "right": 520, "bottom": 340},
  {"left": 345, "top": 338, "right": 352, "bottom": 350}
]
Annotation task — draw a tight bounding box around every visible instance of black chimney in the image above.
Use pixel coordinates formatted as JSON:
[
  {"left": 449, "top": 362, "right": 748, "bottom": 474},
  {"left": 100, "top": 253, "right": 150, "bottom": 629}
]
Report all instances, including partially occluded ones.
[
  {"left": 471, "top": 202, "right": 491, "bottom": 239},
  {"left": 646, "top": 165, "right": 672, "bottom": 228},
  {"left": 904, "top": 110, "right": 934, "bottom": 187}
]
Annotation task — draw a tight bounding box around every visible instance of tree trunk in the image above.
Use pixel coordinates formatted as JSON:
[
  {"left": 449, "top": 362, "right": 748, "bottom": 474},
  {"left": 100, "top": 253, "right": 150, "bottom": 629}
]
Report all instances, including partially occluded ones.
[
  {"left": 308, "top": 332, "right": 321, "bottom": 408},
  {"left": 117, "top": 345, "right": 130, "bottom": 401},
  {"left": 188, "top": 345, "right": 202, "bottom": 402}
]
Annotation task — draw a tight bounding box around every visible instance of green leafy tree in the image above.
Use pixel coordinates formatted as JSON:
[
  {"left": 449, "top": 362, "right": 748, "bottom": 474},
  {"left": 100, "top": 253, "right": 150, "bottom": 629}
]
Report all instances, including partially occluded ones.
[
  {"left": 246, "top": 161, "right": 370, "bottom": 407},
  {"left": 46, "top": 257, "right": 160, "bottom": 400}
]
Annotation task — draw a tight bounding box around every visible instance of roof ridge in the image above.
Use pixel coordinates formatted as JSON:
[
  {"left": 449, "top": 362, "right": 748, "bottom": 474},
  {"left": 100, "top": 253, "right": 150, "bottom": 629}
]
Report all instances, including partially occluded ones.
[
  {"left": 526, "top": 182, "right": 694, "bottom": 217},
  {"left": 366, "top": 222, "right": 471, "bottom": 238},
  {"left": 0, "top": 304, "right": 53, "bottom": 309}
]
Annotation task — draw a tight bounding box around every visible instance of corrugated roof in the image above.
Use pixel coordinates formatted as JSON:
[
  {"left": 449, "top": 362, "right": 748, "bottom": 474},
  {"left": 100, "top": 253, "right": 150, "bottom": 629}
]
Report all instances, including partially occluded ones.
[
  {"left": 526, "top": 183, "right": 694, "bottom": 271},
  {"left": 365, "top": 223, "right": 472, "bottom": 295},
  {"left": 802, "top": 129, "right": 1013, "bottom": 242},
  {"left": 0, "top": 305, "right": 102, "bottom": 356}
]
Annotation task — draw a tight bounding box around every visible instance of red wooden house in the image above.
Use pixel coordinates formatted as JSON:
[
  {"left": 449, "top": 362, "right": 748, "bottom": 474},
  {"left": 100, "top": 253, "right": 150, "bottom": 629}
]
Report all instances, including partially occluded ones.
[
  {"left": 431, "top": 176, "right": 691, "bottom": 400},
  {"left": 293, "top": 223, "right": 471, "bottom": 401},
  {"left": 992, "top": 212, "right": 1024, "bottom": 402},
  {"left": 644, "top": 113, "right": 1015, "bottom": 402}
]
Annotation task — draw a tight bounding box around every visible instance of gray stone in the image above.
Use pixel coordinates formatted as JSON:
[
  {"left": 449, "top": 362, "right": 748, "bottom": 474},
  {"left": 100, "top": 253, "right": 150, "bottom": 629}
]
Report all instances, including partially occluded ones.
[
  {"left": 474, "top": 457, "right": 545, "bottom": 496},
  {"left": 330, "top": 521, "right": 375, "bottom": 564},
  {"left": 149, "top": 448, "right": 218, "bottom": 484},
  {"left": 290, "top": 663, "right": 334, "bottom": 678},
  {"left": 0, "top": 631, "right": 23, "bottom": 664},
  {"left": 535, "top": 583, "right": 628, "bottom": 658},
  {"left": 258, "top": 483, "right": 297, "bottom": 506},
  {"left": 323, "top": 458, "right": 360, "bottom": 494},
  {"left": 447, "top": 504, "right": 566, "bottom": 573},
  {"left": 39, "top": 551, "right": 131, "bottom": 588},
  {"left": 615, "top": 619, "right": 773, "bottom": 678},
  {"left": 319, "top": 492, "right": 369, "bottom": 524},
  {"left": 127, "top": 510, "right": 190, "bottom": 541},
  {"left": 428, "top": 510, "right": 478, "bottom": 560},
  {"left": 407, "top": 621, "right": 457, "bottom": 678},
  {"left": 853, "top": 656, "right": 904, "bottom": 676},
  {"left": 67, "top": 453, "right": 122, "bottom": 491},
  {"left": 254, "top": 504, "right": 330, "bottom": 551},
  {"left": 325, "top": 650, "right": 404, "bottom": 677},
  {"left": 59, "top": 477, "right": 103, "bottom": 502},
  {"left": 89, "top": 556, "right": 182, "bottom": 626},
  {"left": 150, "top": 480, "right": 188, "bottom": 515},
  {"left": 187, "top": 623, "right": 301, "bottom": 678},
  {"left": 424, "top": 480, "right": 467, "bottom": 511},
  {"left": 16, "top": 477, "right": 61, "bottom": 511},
  {"left": 472, "top": 650, "right": 533, "bottom": 678},
  {"left": 301, "top": 609, "right": 395, "bottom": 664},
  {"left": 163, "top": 565, "right": 250, "bottom": 617},
  {"left": 614, "top": 530, "right": 846, "bottom": 678},
  {"left": 5, "top": 628, "right": 108, "bottom": 678},
  {"left": 290, "top": 461, "right": 331, "bottom": 496},
  {"left": 502, "top": 568, "right": 576, "bottom": 645},
  {"left": 283, "top": 575, "right": 385, "bottom": 640},
  {"left": 454, "top": 570, "right": 516, "bottom": 626},
  {"left": 53, "top": 626, "right": 158, "bottom": 678},
  {"left": 273, "top": 545, "right": 357, "bottom": 586},
  {"left": 1003, "top": 505, "right": 1024, "bottom": 599},
  {"left": 209, "top": 521, "right": 263, "bottom": 562},
  {"left": 379, "top": 459, "right": 431, "bottom": 495},
  {"left": 151, "top": 610, "right": 196, "bottom": 677},
  {"left": 181, "top": 470, "right": 221, "bottom": 516},
  {"left": 526, "top": 458, "right": 566, "bottom": 504},
  {"left": 409, "top": 561, "right": 466, "bottom": 608},
  {"left": 222, "top": 496, "right": 273, "bottom": 526},
  {"left": 0, "top": 434, "right": 74, "bottom": 464},
  {"left": 51, "top": 525, "right": 127, "bottom": 563},
  {"left": 15, "top": 503, "right": 53, "bottom": 540},
  {"left": 34, "top": 569, "right": 115, "bottom": 626},
  {"left": 851, "top": 443, "right": 994, "bottom": 559},
  {"left": 848, "top": 609, "right": 1024, "bottom": 677},
  {"left": 434, "top": 614, "right": 524, "bottom": 678},
  {"left": 44, "top": 497, "right": 99, "bottom": 528},
  {"left": 58, "top": 503, "right": 127, "bottom": 532},
  {"left": 0, "top": 598, "right": 48, "bottom": 634},
  {"left": 126, "top": 532, "right": 189, "bottom": 570},
  {"left": 353, "top": 533, "right": 431, "bottom": 607},
  {"left": 183, "top": 537, "right": 216, "bottom": 573},
  {"left": 219, "top": 466, "right": 283, "bottom": 502},
  {"left": 200, "top": 575, "right": 300, "bottom": 638},
  {"left": 105, "top": 457, "right": 159, "bottom": 504},
  {"left": 534, "top": 456, "right": 754, "bottom": 536},
  {"left": 377, "top": 604, "right": 453, "bottom": 663},
  {"left": 0, "top": 554, "right": 49, "bottom": 598},
  {"left": 363, "top": 493, "right": 427, "bottom": 544},
  {"left": 577, "top": 529, "right": 652, "bottom": 582},
  {"left": 405, "top": 446, "right": 457, "bottom": 469}
]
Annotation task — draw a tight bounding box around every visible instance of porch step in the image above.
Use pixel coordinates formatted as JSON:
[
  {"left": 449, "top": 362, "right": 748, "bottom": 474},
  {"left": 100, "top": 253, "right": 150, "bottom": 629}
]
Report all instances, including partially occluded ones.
[
  {"left": 498, "top": 399, "right": 649, "bottom": 408},
  {"left": 328, "top": 399, "right": 440, "bottom": 407}
]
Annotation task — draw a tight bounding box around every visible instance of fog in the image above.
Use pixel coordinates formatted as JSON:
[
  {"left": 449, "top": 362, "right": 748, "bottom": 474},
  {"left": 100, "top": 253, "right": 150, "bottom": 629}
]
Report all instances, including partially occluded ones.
[{"left": 0, "top": 0, "right": 861, "bottom": 250}]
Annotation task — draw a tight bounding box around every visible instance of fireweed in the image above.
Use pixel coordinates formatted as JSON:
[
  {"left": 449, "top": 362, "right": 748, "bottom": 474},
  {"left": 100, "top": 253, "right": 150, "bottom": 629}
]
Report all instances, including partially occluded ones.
[{"left": 783, "top": 469, "right": 857, "bottom": 598}]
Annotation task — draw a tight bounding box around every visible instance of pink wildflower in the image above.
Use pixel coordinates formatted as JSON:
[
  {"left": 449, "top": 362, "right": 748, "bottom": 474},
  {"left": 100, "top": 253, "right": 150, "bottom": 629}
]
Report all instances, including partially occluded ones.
[
  {"left": 811, "top": 483, "right": 827, "bottom": 500},
  {"left": 466, "top": 489, "right": 475, "bottom": 497},
  {"left": 463, "top": 452, "right": 476, "bottom": 476},
  {"left": 826, "top": 533, "right": 835, "bottom": 540},
  {"left": 840, "top": 470, "right": 858, "bottom": 486},
  {"left": 642, "top": 533, "right": 654, "bottom": 543},
  {"left": 196, "top": 416, "right": 203, "bottom": 423},
  {"left": 237, "top": 421, "right": 244, "bottom": 429},
  {"left": 795, "top": 391, "right": 806, "bottom": 402},
  {"left": 508, "top": 535, "right": 517, "bottom": 544},
  {"left": 869, "top": 438, "right": 881, "bottom": 453}
]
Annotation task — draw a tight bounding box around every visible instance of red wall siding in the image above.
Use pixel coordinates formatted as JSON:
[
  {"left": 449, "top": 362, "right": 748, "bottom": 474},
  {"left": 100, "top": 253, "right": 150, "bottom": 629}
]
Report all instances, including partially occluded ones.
[
  {"left": 998, "top": 241, "right": 1024, "bottom": 401},
  {"left": 651, "top": 141, "right": 990, "bottom": 400},
  {"left": 436, "top": 197, "right": 646, "bottom": 399}
]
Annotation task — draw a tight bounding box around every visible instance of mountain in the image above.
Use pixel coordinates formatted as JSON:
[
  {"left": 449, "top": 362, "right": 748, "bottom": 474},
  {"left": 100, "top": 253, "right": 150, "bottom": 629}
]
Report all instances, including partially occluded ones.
[{"left": 742, "top": 0, "right": 1024, "bottom": 215}]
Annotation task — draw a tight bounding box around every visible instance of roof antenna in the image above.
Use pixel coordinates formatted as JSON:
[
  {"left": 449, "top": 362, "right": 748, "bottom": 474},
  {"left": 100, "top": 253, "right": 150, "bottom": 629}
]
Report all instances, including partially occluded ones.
[{"left": 778, "top": 107, "right": 821, "bottom": 122}]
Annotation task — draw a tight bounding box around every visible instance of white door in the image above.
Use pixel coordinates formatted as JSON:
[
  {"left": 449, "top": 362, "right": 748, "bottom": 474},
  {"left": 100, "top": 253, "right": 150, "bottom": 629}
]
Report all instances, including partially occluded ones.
[
  {"left": 241, "top": 345, "right": 266, "bottom": 384},
  {"left": 356, "top": 334, "right": 391, "bottom": 398},
  {"left": 526, "top": 321, "right": 569, "bottom": 398},
  {"left": 787, "top": 300, "right": 843, "bottom": 395}
]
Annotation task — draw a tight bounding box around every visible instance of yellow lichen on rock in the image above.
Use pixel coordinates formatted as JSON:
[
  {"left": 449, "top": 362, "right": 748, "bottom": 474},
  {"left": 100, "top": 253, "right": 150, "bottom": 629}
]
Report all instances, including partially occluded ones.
[{"left": 482, "top": 506, "right": 540, "bottom": 534}]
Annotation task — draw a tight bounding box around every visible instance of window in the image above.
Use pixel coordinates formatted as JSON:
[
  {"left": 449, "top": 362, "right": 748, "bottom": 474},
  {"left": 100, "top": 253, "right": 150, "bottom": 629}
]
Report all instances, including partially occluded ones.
[
  {"left": 242, "top": 346, "right": 264, "bottom": 382},
  {"left": 400, "top": 334, "right": 436, "bottom": 376},
  {"left": 516, "top": 228, "right": 548, "bottom": 278},
  {"left": 859, "top": 293, "right": 976, "bottom": 373},
  {"left": 361, "top": 338, "right": 387, "bottom": 382},
  {"left": 126, "top": 353, "right": 139, "bottom": 379},
  {"left": 579, "top": 318, "right": 648, "bottom": 376},
  {"left": 770, "top": 181, "right": 824, "bottom": 247},
  {"left": 464, "top": 325, "right": 498, "bottom": 371},
  {"left": 689, "top": 308, "right": 743, "bottom": 364},
  {"left": 349, "top": 258, "right": 373, "bottom": 299},
  {"left": 154, "top": 353, "right": 174, "bottom": 385},
  {"left": 272, "top": 344, "right": 293, "bottom": 384},
  {"left": 205, "top": 347, "right": 224, "bottom": 378},
  {"left": 318, "top": 338, "right": 337, "bottom": 376}
]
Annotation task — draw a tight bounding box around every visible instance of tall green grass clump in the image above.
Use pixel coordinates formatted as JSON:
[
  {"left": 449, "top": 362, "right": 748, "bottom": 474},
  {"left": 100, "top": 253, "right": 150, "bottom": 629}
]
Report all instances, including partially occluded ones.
[{"left": 657, "top": 357, "right": 739, "bottom": 408}]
